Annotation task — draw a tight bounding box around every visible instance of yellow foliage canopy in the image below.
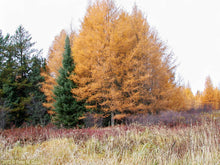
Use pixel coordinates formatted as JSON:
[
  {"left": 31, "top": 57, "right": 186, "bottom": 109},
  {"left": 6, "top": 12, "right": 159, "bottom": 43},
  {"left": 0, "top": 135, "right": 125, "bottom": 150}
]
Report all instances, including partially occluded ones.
[
  {"left": 201, "top": 76, "right": 220, "bottom": 110},
  {"left": 71, "top": 0, "right": 178, "bottom": 116}
]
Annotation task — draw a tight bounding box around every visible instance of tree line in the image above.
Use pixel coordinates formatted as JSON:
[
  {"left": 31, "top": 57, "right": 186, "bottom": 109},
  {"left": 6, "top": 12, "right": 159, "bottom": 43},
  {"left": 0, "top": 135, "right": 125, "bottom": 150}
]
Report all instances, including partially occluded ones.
[
  {"left": 0, "top": 26, "right": 50, "bottom": 128},
  {"left": 1, "top": 0, "right": 219, "bottom": 129}
]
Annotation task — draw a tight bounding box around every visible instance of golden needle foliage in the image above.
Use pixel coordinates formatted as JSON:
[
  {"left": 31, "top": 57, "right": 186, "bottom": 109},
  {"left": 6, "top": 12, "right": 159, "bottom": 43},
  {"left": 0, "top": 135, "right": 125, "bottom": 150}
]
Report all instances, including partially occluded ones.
[
  {"left": 71, "top": 0, "right": 178, "bottom": 121},
  {"left": 202, "top": 76, "right": 215, "bottom": 109},
  {"left": 201, "top": 76, "right": 220, "bottom": 110},
  {"left": 40, "top": 30, "right": 67, "bottom": 113},
  {"left": 181, "top": 84, "right": 195, "bottom": 110}
]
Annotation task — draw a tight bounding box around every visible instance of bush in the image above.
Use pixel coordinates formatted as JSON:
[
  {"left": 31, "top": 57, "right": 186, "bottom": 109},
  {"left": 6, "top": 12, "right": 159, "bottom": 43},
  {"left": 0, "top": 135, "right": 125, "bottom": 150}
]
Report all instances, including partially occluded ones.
[{"left": 125, "top": 109, "right": 214, "bottom": 127}]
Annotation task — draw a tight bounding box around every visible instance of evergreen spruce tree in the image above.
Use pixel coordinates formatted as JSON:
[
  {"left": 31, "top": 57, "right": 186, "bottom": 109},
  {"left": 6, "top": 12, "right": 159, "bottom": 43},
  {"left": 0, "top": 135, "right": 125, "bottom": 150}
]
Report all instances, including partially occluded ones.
[
  {"left": 0, "top": 30, "right": 10, "bottom": 76},
  {"left": 53, "top": 36, "right": 85, "bottom": 128},
  {"left": 0, "top": 31, "right": 9, "bottom": 94},
  {"left": 2, "top": 25, "right": 36, "bottom": 126},
  {"left": 0, "top": 31, "right": 10, "bottom": 129},
  {"left": 26, "top": 56, "right": 50, "bottom": 126}
]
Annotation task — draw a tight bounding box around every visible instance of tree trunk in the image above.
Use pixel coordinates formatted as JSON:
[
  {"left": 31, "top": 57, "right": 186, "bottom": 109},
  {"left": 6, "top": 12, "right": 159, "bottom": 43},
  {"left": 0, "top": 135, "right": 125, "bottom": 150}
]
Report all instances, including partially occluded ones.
[{"left": 111, "top": 111, "right": 114, "bottom": 127}]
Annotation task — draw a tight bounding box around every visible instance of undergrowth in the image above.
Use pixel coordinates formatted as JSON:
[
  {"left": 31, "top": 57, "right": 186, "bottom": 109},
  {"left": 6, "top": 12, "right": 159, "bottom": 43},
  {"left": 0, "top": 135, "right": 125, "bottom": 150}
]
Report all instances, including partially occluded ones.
[{"left": 0, "top": 111, "right": 219, "bottom": 165}]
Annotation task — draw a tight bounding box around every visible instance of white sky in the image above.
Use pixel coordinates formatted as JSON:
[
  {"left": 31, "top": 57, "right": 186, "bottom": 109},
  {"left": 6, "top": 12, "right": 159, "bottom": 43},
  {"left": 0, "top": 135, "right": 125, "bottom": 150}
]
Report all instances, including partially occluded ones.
[{"left": 1, "top": 0, "right": 220, "bottom": 93}]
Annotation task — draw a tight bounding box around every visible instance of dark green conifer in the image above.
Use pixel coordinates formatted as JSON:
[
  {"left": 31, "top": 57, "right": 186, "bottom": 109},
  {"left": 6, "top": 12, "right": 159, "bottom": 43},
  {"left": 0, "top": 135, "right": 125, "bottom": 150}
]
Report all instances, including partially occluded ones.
[
  {"left": 53, "top": 36, "right": 85, "bottom": 128},
  {"left": 1, "top": 25, "right": 48, "bottom": 127},
  {"left": 26, "top": 56, "right": 50, "bottom": 126}
]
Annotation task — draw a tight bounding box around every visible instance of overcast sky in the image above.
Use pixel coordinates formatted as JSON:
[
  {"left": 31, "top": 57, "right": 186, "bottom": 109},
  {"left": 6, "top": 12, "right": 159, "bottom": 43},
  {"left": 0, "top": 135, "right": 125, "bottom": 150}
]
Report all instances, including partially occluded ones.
[{"left": 1, "top": 0, "right": 220, "bottom": 93}]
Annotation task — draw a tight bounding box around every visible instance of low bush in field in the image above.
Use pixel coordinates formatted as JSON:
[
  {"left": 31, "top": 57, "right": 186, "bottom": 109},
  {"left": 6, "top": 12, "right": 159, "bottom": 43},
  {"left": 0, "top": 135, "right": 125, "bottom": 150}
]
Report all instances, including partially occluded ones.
[
  {"left": 125, "top": 109, "right": 216, "bottom": 126},
  {"left": 0, "top": 123, "right": 145, "bottom": 147}
]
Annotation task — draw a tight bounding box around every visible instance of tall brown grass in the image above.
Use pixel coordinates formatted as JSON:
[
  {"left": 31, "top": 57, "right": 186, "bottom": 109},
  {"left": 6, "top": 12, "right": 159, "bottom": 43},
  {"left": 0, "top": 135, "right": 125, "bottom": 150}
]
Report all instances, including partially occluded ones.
[{"left": 0, "top": 113, "right": 219, "bottom": 165}]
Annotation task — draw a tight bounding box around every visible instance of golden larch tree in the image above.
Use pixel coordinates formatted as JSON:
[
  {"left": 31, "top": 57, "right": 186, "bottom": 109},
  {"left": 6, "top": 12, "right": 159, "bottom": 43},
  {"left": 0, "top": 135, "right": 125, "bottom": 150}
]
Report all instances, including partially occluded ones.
[
  {"left": 165, "top": 83, "right": 196, "bottom": 112},
  {"left": 40, "top": 30, "right": 67, "bottom": 113},
  {"left": 195, "top": 90, "right": 202, "bottom": 109},
  {"left": 213, "top": 87, "right": 220, "bottom": 110},
  {"left": 182, "top": 83, "right": 195, "bottom": 110},
  {"left": 202, "top": 76, "right": 215, "bottom": 110},
  {"left": 71, "top": 0, "right": 178, "bottom": 125}
]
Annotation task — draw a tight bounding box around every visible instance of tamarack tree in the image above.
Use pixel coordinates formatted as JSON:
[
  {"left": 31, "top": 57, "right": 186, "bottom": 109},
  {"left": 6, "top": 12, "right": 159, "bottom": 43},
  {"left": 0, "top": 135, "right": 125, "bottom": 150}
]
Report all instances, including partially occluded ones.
[
  {"left": 40, "top": 30, "right": 67, "bottom": 113},
  {"left": 71, "top": 0, "right": 178, "bottom": 126},
  {"left": 201, "top": 76, "right": 219, "bottom": 110}
]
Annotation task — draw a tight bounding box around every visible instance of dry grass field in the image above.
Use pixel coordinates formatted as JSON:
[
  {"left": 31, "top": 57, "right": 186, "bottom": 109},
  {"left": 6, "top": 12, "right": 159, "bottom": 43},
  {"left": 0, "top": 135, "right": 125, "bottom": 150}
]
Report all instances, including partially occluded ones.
[{"left": 0, "top": 110, "right": 219, "bottom": 165}]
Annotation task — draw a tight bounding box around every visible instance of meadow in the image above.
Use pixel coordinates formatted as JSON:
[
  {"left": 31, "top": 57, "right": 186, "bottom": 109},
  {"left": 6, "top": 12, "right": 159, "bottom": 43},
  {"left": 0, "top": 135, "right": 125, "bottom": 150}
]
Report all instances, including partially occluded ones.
[{"left": 0, "top": 110, "right": 219, "bottom": 165}]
